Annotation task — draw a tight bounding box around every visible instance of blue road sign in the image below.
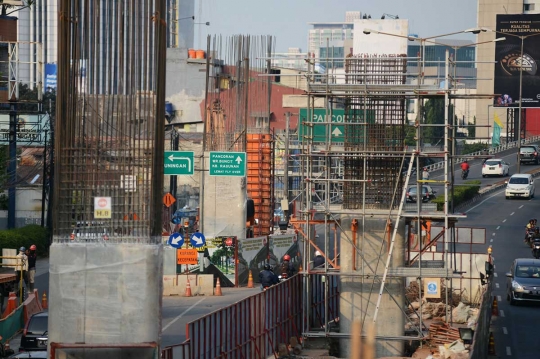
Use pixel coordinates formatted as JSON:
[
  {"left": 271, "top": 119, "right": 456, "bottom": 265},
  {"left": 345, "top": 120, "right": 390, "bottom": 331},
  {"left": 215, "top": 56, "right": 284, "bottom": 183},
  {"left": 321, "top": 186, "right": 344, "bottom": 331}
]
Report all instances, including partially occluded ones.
[
  {"left": 168, "top": 232, "right": 184, "bottom": 248},
  {"left": 190, "top": 232, "right": 206, "bottom": 248}
]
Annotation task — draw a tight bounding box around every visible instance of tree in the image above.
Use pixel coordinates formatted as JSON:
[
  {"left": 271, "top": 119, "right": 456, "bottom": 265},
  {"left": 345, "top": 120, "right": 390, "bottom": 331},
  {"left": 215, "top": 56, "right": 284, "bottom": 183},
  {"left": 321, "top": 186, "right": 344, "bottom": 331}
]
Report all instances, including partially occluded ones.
[
  {"left": 422, "top": 98, "right": 453, "bottom": 145},
  {"left": 468, "top": 116, "right": 476, "bottom": 139},
  {"left": 1, "top": 0, "right": 33, "bottom": 16}
]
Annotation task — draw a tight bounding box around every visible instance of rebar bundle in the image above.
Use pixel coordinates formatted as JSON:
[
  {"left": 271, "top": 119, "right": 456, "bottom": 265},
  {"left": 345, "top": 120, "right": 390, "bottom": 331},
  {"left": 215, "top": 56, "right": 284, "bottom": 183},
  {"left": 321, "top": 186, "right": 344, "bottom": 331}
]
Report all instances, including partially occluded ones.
[{"left": 53, "top": 0, "right": 167, "bottom": 242}]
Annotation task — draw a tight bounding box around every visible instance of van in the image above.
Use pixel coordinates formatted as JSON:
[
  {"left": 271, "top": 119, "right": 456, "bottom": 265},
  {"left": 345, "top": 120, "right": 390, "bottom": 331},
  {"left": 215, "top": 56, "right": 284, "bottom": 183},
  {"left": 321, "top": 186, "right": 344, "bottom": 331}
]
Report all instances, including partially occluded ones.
[{"left": 505, "top": 174, "right": 535, "bottom": 200}]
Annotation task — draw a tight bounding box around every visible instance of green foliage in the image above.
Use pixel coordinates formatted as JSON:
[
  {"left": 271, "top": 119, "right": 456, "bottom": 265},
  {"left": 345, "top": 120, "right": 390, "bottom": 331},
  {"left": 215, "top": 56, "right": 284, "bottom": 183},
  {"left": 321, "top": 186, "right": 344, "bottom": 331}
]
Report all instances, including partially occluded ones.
[
  {"left": 432, "top": 180, "right": 481, "bottom": 211},
  {"left": 0, "top": 225, "right": 49, "bottom": 257},
  {"left": 463, "top": 142, "right": 488, "bottom": 154},
  {"left": 468, "top": 116, "right": 476, "bottom": 138},
  {"left": 404, "top": 125, "right": 417, "bottom": 146},
  {"left": 422, "top": 99, "right": 454, "bottom": 145},
  {"left": 0, "top": 194, "right": 7, "bottom": 210}
]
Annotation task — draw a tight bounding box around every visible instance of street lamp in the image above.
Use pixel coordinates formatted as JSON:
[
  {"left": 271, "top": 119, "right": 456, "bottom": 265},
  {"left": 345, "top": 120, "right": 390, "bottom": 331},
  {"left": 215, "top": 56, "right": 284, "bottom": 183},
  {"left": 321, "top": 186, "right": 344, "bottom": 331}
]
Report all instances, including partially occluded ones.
[{"left": 483, "top": 28, "right": 540, "bottom": 173}]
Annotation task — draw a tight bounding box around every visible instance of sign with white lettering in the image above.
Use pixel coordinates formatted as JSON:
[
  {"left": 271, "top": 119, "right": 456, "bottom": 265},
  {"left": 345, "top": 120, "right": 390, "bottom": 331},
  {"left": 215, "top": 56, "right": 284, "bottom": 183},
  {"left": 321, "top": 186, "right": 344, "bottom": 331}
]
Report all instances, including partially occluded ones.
[{"left": 209, "top": 152, "right": 246, "bottom": 177}]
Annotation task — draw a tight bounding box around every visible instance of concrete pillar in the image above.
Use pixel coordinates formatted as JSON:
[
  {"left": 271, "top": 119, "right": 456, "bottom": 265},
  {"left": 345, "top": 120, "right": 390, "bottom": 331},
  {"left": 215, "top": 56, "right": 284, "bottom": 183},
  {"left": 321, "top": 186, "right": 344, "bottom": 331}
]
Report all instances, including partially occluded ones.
[{"left": 339, "top": 213, "right": 405, "bottom": 357}]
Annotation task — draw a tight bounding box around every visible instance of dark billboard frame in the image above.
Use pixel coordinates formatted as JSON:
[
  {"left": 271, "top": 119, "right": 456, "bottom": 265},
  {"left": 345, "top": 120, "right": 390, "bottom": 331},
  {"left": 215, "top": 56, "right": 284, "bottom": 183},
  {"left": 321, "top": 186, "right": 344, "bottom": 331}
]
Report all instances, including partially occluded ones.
[{"left": 494, "top": 14, "right": 540, "bottom": 108}]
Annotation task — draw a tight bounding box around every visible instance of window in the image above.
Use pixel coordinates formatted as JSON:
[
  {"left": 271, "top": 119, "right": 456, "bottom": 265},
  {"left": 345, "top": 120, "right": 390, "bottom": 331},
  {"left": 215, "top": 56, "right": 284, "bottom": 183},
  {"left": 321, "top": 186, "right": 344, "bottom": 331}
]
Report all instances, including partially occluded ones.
[{"left": 524, "top": 3, "right": 535, "bottom": 11}]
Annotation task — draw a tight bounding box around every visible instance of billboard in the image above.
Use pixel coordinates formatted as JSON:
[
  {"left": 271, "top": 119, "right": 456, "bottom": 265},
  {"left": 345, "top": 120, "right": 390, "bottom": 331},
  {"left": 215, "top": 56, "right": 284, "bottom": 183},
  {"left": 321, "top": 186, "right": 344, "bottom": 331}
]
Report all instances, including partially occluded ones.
[
  {"left": 44, "top": 63, "right": 57, "bottom": 90},
  {"left": 353, "top": 19, "right": 409, "bottom": 55},
  {"left": 0, "top": 114, "right": 49, "bottom": 146},
  {"left": 494, "top": 14, "right": 540, "bottom": 107}
]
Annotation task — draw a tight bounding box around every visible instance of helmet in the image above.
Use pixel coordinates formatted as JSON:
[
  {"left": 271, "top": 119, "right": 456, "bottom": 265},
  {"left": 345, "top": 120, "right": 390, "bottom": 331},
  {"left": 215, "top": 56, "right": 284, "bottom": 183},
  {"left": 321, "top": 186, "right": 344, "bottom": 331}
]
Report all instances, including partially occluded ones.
[
  {"left": 283, "top": 255, "right": 291, "bottom": 261},
  {"left": 30, "top": 245, "right": 36, "bottom": 251},
  {"left": 264, "top": 264, "right": 271, "bottom": 271},
  {"left": 19, "top": 247, "right": 26, "bottom": 252},
  {"left": 315, "top": 250, "right": 321, "bottom": 256}
]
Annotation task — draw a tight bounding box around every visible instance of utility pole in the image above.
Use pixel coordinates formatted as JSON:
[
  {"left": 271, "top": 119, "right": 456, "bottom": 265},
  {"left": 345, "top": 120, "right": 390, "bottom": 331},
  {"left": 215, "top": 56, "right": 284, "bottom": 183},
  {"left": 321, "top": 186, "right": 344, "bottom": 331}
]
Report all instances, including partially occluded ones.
[
  {"left": 41, "top": 130, "right": 48, "bottom": 227},
  {"left": 8, "top": 102, "right": 17, "bottom": 229},
  {"left": 169, "top": 132, "right": 179, "bottom": 213}
]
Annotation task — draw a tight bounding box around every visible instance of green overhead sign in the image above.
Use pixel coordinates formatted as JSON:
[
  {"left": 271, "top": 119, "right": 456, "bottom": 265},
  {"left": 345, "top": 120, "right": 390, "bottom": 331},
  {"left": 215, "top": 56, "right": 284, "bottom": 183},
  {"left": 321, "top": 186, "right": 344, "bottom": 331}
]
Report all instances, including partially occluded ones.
[
  {"left": 209, "top": 151, "right": 246, "bottom": 177},
  {"left": 164, "top": 151, "right": 194, "bottom": 175},
  {"left": 298, "top": 108, "right": 375, "bottom": 143}
]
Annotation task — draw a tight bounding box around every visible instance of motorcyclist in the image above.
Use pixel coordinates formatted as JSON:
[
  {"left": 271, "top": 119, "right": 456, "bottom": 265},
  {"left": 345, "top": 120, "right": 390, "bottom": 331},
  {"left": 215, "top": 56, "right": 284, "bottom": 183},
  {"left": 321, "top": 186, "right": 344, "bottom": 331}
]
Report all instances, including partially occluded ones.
[
  {"left": 460, "top": 160, "right": 470, "bottom": 173},
  {"left": 527, "top": 219, "right": 536, "bottom": 230},
  {"left": 259, "top": 264, "right": 279, "bottom": 290},
  {"left": 422, "top": 167, "right": 430, "bottom": 181},
  {"left": 279, "top": 254, "right": 296, "bottom": 279}
]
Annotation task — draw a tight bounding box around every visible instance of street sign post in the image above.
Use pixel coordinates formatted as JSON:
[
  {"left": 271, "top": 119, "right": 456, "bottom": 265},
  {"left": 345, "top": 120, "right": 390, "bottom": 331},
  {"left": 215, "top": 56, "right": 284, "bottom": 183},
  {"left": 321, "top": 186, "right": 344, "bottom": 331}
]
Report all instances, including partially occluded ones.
[
  {"left": 297, "top": 108, "right": 375, "bottom": 143},
  {"left": 94, "top": 197, "right": 112, "bottom": 219},
  {"left": 168, "top": 232, "right": 184, "bottom": 248},
  {"left": 190, "top": 232, "right": 206, "bottom": 248},
  {"left": 209, "top": 152, "right": 246, "bottom": 176},
  {"left": 164, "top": 151, "right": 194, "bottom": 175}
]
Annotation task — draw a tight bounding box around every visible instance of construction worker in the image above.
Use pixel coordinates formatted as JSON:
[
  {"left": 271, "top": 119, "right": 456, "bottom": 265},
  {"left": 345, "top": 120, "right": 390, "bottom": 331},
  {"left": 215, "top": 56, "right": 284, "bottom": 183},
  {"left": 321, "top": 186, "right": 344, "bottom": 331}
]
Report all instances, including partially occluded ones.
[
  {"left": 313, "top": 250, "right": 325, "bottom": 268},
  {"left": 279, "top": 254, "right": 296, "bottom": 279},
  {"left": 14, "top": 247, "right": 28, "bottom": 297},
  {"left": 422, "top": 167, "right": 430, "bottom": 181},
  {"left": 26, "top": 245, "right": 37, "bottom": 292}
]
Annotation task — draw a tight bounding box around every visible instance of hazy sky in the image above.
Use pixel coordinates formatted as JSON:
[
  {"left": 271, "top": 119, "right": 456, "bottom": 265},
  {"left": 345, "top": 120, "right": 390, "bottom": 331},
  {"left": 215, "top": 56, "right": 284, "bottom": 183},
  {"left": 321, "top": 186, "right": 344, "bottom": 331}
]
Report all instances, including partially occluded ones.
[{"left": 194, "top": 0, "right": 478, "bottom": 52}]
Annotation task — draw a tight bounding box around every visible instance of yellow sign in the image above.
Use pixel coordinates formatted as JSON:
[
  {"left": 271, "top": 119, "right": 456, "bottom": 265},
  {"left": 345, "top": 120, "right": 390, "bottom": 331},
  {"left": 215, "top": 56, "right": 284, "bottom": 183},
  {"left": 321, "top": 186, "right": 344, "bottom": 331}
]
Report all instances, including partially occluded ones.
[
  {"left": 177, "top": 249, "right": 199, "bottom": 264},
  {"left": 94, "top": 197, "right": 112, "bottom": 219}
]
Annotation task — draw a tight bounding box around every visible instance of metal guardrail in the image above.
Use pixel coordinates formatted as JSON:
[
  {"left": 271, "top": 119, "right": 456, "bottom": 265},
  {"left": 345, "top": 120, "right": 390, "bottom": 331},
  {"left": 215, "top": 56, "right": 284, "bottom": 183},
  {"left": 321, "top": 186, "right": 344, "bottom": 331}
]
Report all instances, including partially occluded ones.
[
  {"left": 425, "top": 135, "right": 540, "bottom": 173},
  {"left": 469, "top": 275, "right": 493, "bottom": 359}
]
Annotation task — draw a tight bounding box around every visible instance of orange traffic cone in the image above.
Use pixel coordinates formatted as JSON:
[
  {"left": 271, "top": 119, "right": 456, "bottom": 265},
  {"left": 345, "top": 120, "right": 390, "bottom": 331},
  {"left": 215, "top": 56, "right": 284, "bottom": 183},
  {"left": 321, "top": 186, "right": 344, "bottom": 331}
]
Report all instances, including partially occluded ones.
[
  {"left": 488, "top": 332, "right": 495, "bottom": 355},
  {"left": 214, "top": 278, "right": 223, "bottom": 296},
  {"left": 41, "top": 291, "right": 48, "bottom": 309},
  {"left": 247, "top": 270, "right": 254, "bottom": 288},
  {"left": 492, "top": 296, "right": 499, "bottom": 316},
  {"left": 184, "top": 279, "right": 192, "bottom": 297}
]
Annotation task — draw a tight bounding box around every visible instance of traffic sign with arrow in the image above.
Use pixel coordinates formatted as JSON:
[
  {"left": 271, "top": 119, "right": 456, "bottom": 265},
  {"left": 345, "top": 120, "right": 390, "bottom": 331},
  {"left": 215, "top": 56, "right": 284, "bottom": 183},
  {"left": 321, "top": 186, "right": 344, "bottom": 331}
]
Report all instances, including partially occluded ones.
[
  {"left": 168, "top": 232, "right": 185, "bottom": 248},
  {"left": 190, "top": 232, "right": 206, "bottom": 248},
  {"left": 164, "top": 151, "right": 194, "bottom": 175},
  {"left": 209, "top": 152, "right": 246, "bottom": 177}
]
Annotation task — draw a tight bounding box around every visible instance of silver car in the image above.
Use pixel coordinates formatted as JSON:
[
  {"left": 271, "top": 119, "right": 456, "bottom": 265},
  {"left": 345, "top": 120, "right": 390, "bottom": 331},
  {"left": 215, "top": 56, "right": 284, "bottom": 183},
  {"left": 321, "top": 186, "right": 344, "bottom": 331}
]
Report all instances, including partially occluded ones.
[{"left": 506, "top": 258, "right": 540, "bottom": 305}]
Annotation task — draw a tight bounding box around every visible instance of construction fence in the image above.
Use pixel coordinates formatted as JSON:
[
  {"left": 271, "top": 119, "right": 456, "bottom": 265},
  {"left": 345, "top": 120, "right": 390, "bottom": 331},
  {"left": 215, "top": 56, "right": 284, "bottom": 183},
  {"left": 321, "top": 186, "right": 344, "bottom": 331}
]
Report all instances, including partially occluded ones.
[{"left": 468, "top": 275, "right": 493, "bottom": 359}]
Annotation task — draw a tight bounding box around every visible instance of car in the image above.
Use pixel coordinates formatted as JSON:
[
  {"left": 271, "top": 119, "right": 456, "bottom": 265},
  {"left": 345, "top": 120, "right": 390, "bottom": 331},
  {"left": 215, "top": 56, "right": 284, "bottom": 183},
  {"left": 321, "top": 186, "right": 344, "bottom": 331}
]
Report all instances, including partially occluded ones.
[
  {"left": 481, "top": 158, "right": 510, "bottom": 177},
  {"left": 506, "top": 258, "right": 540, "bottom": 305},
  {"left": 405, "top": 185, "right": 436, "bottom": 203},
  {"left": 519, "top": 145, "right": 540, "bottom": 165},
  {"left": 505, "top": 173, "right": 535, "bottom": 200},
  {"left": 19, "top": 312, "right": 47, "bottom": 352}
]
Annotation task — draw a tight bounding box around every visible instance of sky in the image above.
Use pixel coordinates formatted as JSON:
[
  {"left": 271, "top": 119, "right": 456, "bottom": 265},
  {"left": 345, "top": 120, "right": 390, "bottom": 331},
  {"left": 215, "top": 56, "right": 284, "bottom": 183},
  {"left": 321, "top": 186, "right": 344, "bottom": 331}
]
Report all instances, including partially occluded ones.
[{"left": 194, "top": 0, "right": 479, "bottom": 52}]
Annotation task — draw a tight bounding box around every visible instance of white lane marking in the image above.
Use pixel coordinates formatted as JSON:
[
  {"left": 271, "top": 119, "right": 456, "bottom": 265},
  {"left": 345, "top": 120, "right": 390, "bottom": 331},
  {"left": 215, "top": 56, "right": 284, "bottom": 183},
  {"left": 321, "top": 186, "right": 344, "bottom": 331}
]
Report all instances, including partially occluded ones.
[
  {"left": 490, "top": 238, "right": 494, "bottom": 242},
  {"left": 162, "top": 297, "right": 206, "bottom": 331},
  {"left": 492, "top": 233, "right": 496, "bottom": 236},
  {"left": 494, "top": 264, "right": 496, "bottom": 269},
  {"left": 510, "top": 212, "right": 515, "bottom": 216},
  {"left": 494, "top": 273, "right": 498, "bottom": 278},
  {"left": 465, "top": 189, "right": 505, "bottom": 213},
  {"left": 506, "top": 346, "right": 512, "bottom": 356},
  {"left": 519, "top": 205, "right": 524, "bottom": 209},
  {"left": 503, "top": 327, "right": 508, "bottom": 335},
  {"left": 500, "top": 309, "right": 505, "bottom": 317},
  {"left": 503, "top": 219, "right": 507, "bottom": 223},
  {"left": 496, "top": 283, "right": 500, "bottom": 288},
  {"left": 497, "top": 226, "right": 500, "bottom": 230},
  {"left": 497, "top": 295, "right": 502, "bottom": 301}
]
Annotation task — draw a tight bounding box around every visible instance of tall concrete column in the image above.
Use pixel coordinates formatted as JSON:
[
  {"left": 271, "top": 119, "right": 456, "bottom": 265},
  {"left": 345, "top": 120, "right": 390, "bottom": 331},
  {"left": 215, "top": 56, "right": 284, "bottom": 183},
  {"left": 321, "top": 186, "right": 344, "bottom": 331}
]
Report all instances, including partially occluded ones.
[{"left": 339, "top": 213, "right": 405, "bottom": 357}]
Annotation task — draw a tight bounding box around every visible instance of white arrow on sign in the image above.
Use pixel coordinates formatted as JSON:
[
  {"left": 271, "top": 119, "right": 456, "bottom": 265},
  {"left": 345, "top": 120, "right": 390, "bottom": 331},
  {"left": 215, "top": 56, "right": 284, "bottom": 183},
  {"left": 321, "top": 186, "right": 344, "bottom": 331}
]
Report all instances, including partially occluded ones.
[
  {"left": 192, "top": 234, "right": 204, "bottom": 245},
  {"left": 235, "top": 156, "right": 243, "bottom": 164},
  {"left": 332, "top": 127, "right": 343, "bottom": 137},
  {"left": 168, "top": 154, "right": 192, "bottom": 172},
  {"left": 171, "top": 234, "right": 183, "bottom": 245}
]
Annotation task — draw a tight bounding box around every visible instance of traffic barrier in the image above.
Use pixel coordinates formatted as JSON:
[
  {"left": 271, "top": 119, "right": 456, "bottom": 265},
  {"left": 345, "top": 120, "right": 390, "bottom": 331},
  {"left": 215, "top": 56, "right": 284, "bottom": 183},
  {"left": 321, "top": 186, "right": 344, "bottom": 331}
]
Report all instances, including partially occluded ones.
[
  {"left": 33, "top": 289, "right": 43, "bottom": 312},
  {"left": 184, "top": 279, "right": 192, "bottom": 297},
  {"left": 491, "top": 296, "right": 499, "bottom": 317},
  {"left": 23, "top": 292, "right": 42, "bottom": 323},
  {"left": 41, "top": 291, "right": 47, "bottom": 309},
  {"left": 2, "top": 293, "right": 17, "bottom": 318},
  {"left": 488, "top": 332, "right": 495, "bottom": 355},
  {"left": 214, "top": 278, "right": 223, "bottom": 296},
  {"left": 247, "top": 270, "right": 254, "bottom": 288}
]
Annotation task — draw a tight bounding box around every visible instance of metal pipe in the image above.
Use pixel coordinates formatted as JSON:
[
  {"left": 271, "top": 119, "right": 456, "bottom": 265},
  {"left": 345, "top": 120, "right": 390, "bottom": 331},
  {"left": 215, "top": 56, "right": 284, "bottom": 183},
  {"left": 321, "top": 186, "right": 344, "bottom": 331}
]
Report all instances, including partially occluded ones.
[{"left": 444, "top": 49, "right": 451, "bottom": 322}]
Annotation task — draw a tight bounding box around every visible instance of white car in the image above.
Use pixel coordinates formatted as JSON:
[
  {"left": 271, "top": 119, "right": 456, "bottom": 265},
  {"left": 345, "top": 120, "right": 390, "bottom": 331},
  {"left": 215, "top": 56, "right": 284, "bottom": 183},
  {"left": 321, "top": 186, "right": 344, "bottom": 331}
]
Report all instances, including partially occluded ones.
[
  {"left": 482, "top": 158, "right": 510, "bottom": 177},
  {"left": 505, "top": 173, "right": 535, "bottom": 200}
]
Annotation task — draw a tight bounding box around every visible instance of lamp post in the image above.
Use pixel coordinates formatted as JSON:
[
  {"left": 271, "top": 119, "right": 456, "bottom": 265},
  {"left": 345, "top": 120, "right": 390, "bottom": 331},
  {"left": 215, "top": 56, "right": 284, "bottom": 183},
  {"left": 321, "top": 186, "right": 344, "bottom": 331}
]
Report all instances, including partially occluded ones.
[{"left": 483, "top": 28, "right": 540, "bottom": 173}]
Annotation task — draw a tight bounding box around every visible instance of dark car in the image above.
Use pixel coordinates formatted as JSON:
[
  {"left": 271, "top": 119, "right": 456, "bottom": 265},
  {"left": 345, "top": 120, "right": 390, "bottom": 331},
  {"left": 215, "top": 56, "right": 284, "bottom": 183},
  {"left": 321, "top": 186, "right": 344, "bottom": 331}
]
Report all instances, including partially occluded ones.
[
  {"left": 506, "top": 258, "right": 540, "bottom": 305},
  {"left": 405, "top": 185, "right": 436, "bottom": 203},
  {"left": 19, "top": 312, "right": 47, "bottom": 352},
  {"left": 519, "top": 145, "right": 540, "bottom": 165}
]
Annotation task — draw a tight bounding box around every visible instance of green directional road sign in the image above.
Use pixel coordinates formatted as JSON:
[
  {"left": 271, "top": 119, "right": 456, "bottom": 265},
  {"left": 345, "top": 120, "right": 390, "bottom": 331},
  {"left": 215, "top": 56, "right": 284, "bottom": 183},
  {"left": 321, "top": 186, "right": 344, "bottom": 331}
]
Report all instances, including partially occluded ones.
[
  {"left": 209, "top": 151, "right": 246, "bottom": 177},
  {"left": 298, "top": 108, "right": 375, "bottom": 143},
  {"left": 164, "top": 151, "right": 194, "bottom": 175}
]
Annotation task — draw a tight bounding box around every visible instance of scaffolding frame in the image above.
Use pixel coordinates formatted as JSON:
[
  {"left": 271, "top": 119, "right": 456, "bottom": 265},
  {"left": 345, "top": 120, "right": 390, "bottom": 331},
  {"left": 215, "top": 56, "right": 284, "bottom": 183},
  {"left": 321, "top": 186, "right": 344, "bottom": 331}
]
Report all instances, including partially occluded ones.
[{"left": 291, "top": 49, "right": 490, "bottom": 348}]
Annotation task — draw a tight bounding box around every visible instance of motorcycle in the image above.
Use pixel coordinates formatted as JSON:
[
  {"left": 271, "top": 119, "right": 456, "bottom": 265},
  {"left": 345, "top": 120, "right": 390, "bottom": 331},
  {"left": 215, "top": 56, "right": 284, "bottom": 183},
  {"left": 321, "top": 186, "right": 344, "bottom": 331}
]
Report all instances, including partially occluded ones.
[
  {"left": 532, "top": 238, "right": 540, "bottom": 259},
  {"left": 461, "top": 169, "right": 469, "bottom": 180},
  {"left": 526, "top": 228, "right": 535, "bottom": 246}
]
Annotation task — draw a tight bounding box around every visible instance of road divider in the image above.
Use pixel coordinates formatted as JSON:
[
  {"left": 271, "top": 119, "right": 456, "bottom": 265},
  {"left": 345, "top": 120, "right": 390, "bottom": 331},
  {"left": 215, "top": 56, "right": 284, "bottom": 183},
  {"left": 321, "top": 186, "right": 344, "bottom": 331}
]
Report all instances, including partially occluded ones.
[{"left": 163, "top": 274, "right": 214, "bottom": 296}]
